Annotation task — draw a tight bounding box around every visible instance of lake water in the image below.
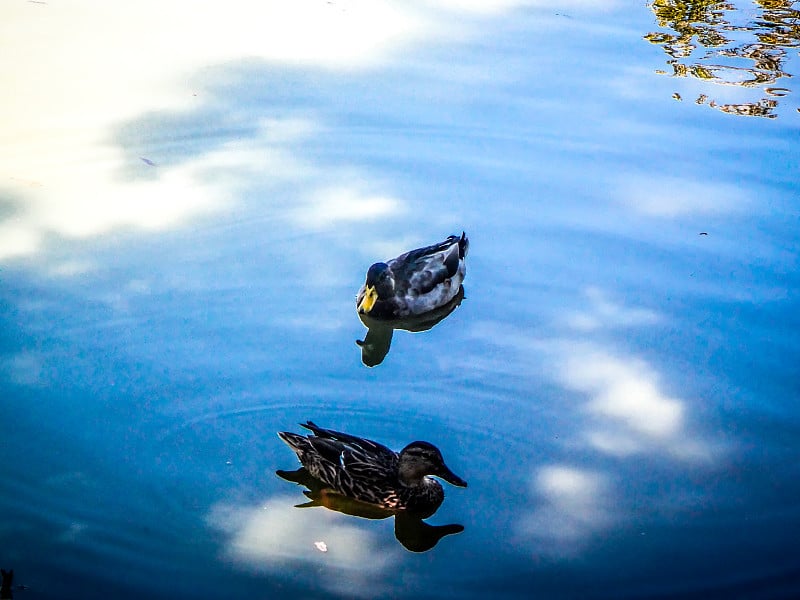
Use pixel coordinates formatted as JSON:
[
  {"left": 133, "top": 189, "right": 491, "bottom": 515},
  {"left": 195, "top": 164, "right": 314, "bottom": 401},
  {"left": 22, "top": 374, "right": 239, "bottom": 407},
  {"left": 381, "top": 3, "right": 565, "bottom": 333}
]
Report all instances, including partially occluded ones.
[{"left": 1, "top": 1, "right": 799, "bottom": 598}]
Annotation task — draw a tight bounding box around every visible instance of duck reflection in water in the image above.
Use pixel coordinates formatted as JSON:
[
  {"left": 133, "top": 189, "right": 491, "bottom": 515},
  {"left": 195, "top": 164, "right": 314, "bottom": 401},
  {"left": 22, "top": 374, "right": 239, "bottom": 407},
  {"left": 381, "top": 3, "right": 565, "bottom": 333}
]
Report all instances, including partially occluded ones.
[
  {"left": 277, "top": 422, "right": 467, "bottom": 552},
  {"left": 276, "top": 467, "right": 465, "bottom": 552},
  {"left": 356, "top": 232, "right": 468, "bottom": 367},
  {"left": 357, "top": 285, "right": 465, "bottom": 367}
]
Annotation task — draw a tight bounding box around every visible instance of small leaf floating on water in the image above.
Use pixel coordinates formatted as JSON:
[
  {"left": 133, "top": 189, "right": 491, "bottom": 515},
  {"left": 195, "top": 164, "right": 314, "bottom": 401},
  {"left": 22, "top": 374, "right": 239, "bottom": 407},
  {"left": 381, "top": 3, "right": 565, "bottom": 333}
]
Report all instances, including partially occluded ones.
[
  {"left": 140, "top": 157, "right": 156, "bottom": 166},
  {"left": 314, "top": 541, "right": 328, "bottom": 552}
]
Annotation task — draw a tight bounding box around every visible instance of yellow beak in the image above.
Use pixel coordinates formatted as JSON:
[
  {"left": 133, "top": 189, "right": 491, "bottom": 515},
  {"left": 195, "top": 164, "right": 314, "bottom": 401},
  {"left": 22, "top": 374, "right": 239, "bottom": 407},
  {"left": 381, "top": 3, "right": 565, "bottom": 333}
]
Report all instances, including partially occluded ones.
[{"left": 358, "top": 286, "right": 378, "bottom": 314}]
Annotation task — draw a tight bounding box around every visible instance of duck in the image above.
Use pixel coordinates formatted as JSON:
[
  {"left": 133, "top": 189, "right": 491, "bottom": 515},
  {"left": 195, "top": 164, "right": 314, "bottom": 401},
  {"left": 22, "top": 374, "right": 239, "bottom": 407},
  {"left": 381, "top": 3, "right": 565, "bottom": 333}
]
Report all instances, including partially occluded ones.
[
  {"left": 356, "top": 232, "right": 468, "bottom": 319},
  {"left": 356, "top": 285, "right": 465, "bottom": 367},
  {"left": 277, "top": 421, "right": 467, "bottom": 514}
]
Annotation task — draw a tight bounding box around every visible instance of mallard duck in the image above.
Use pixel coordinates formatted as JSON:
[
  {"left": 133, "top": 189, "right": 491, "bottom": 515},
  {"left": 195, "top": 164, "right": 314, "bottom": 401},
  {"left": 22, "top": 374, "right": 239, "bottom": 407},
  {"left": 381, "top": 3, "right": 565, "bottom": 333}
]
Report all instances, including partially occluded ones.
[
  {"left": 278, "top": 421, "right": 467, "bottom": 514},
  {"left": 356, "top": 285, "right": 465, "bottom": 367},
  {"left": 356, "top": 232, "right": 468, "bottom": 319}
]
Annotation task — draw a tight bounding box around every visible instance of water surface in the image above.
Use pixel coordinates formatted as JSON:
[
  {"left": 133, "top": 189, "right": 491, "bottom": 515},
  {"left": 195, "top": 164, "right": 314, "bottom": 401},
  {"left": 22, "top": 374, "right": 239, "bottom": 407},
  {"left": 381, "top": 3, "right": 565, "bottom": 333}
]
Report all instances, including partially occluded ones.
[{"left": 1, "top": 1, "right": 799, "bottom": 598}]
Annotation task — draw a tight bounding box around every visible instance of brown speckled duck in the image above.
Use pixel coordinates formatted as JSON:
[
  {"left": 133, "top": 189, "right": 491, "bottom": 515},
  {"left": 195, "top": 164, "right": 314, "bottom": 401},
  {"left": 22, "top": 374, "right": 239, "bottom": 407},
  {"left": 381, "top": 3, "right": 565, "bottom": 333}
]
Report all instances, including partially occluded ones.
[{"left": 278, "top": 421, "right": 467, "bottom": 514}]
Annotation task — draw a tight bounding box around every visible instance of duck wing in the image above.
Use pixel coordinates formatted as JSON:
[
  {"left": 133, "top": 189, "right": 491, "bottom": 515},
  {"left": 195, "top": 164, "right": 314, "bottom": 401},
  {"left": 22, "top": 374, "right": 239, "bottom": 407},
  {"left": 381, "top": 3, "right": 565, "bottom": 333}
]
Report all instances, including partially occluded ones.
[
  {"left": 299, "top": 422, "right": 400, "bottom": 501},
  {"left": 390, "top": 233, "right": 467, "bottom": 297},
  {"left": 300, "top": 421, "right": 397, "bottom": 464}
]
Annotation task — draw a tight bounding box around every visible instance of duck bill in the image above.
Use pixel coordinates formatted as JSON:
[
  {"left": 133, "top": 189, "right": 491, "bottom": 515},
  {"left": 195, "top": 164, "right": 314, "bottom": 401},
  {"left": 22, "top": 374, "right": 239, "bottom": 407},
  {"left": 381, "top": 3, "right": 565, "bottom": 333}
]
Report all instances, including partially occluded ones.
[
  {"left": 439, "top": 465, "right": 467, "bottom": 488},
  {"left": 357, "top": 286, "right": 378, "bottom": 314}
]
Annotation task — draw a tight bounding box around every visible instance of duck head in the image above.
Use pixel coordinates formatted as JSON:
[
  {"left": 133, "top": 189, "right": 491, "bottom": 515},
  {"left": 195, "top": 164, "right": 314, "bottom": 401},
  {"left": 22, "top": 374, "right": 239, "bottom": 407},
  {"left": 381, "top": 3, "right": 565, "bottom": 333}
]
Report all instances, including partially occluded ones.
[
  {"left": 358, "top": 262, "right": 395, "bottom": 314},
  {"left": 398, "top": 441, "right": 467, "bottom": 488}
]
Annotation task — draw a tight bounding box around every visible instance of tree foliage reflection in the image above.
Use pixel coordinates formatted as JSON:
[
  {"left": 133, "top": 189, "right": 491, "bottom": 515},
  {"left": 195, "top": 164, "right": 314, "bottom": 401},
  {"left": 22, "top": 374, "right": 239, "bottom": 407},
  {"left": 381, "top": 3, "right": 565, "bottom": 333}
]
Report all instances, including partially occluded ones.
[{"left": 645, "top": 0, "right": 800, "bottom": 118}]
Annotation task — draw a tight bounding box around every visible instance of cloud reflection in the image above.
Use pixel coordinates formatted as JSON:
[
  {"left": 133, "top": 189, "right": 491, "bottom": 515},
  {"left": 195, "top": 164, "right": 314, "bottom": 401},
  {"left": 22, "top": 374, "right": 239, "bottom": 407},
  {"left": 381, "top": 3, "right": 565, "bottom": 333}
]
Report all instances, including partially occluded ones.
[
  {"left": 0, "top": 0, "right": 543, "bottom": 265},
  {"left": 292, "top": 187, "right": 403, "bottom": 230},
  {"left": 616, "top": 175, "right": 750, "bottom": 218},
  {"left": 558, "top": 344, "right": 713, "bottom": 461},
  {"left": 563, "top": 287, "right": 660, "bottom": 331},
  {"left": 207, "top": 496, "right": 398, "bottom": 597},
  {"left": 562, "top": 347, "right": 683, "bottom": 440},
  {"left": 2, "top": 351, "right": 46, "bottom": 387},
  {"left": 523, "top": 466, "right": 614, "bottom": 553},
  {"left": 471, "top": 288, "right": 718, "bottom": 555},
  {"left": 560, "top": 288, "right": 712, "bottom": 460}
]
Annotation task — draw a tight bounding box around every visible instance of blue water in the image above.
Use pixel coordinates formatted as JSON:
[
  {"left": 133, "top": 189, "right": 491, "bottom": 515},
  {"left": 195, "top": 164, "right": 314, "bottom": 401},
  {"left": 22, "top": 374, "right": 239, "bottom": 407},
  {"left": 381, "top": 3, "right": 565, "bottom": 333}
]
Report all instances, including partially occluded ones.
[{"left": 2, "top": 2, "right": 799, "bottom": 598}]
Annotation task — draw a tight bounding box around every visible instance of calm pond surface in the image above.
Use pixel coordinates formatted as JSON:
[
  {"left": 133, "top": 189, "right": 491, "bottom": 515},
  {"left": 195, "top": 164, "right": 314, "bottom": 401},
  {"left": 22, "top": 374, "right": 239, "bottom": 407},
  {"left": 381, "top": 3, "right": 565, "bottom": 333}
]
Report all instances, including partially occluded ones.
[{"left": 1, "top": 1, "right": 799, "bottom": 598}]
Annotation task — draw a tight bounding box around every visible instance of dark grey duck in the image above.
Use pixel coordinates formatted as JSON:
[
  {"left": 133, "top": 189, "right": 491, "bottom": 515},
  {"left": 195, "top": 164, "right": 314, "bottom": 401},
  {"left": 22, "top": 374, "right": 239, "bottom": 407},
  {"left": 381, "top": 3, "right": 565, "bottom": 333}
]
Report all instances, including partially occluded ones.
[{"left": 356, "top": 232, "right": 468, "bottom": 319}]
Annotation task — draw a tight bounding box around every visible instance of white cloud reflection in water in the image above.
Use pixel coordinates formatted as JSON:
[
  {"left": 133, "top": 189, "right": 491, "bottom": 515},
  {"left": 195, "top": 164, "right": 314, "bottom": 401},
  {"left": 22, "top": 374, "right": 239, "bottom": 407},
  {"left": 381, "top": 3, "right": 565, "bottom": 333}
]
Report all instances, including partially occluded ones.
[
  {"left": 0, "top": 0, "right": 548, "bottom": 264},
  {"left": 523, "top": 466, "right": 615, "bottom": 553},
  {"left": 2, "top": 351, "right": 46, "bottom": 387},
  {"left": 558, "top": 344, "right": 712, "bottom": 460},
  {"left": 472, "top": 288, "right": 719, "bottom": 554},
  {"left": 206, "top": 496, "right": 398, "bottom": 597},
  {"left": 292, "top": 187, "right": 404, "bottom": 230},
  {"left": 555, "top": 289, "right": 714, "bottom": 462},
  {"left": 562, "top": 287, "right": 661, "bottom": 332},
  {"left": 616, "top": 174, "right": 752, "bottom": 219}
]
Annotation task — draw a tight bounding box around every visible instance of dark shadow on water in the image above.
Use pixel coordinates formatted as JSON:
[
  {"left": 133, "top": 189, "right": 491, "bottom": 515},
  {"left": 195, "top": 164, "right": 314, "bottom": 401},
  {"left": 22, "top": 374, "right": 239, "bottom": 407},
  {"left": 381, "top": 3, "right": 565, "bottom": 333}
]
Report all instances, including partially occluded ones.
[
  {"left": 276, "top": 468, "right": 464, "bottom": 553},
  {"left": 1, "top": 569, "right": 13, "bottom": 600},
  {"left": 356, "top": 285, "right": 465, "bottom": 367}
]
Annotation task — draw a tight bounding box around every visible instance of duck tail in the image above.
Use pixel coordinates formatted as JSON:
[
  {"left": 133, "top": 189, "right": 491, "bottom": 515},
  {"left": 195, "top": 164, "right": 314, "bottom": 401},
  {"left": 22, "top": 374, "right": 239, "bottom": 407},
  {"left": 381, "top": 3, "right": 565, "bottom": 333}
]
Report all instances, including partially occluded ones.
[
  {"left": 300, "top": 420, "right": 324, "bottom": 436},
  {"left": 458, "top": 231, "right": 468, "bottom": 259}
]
